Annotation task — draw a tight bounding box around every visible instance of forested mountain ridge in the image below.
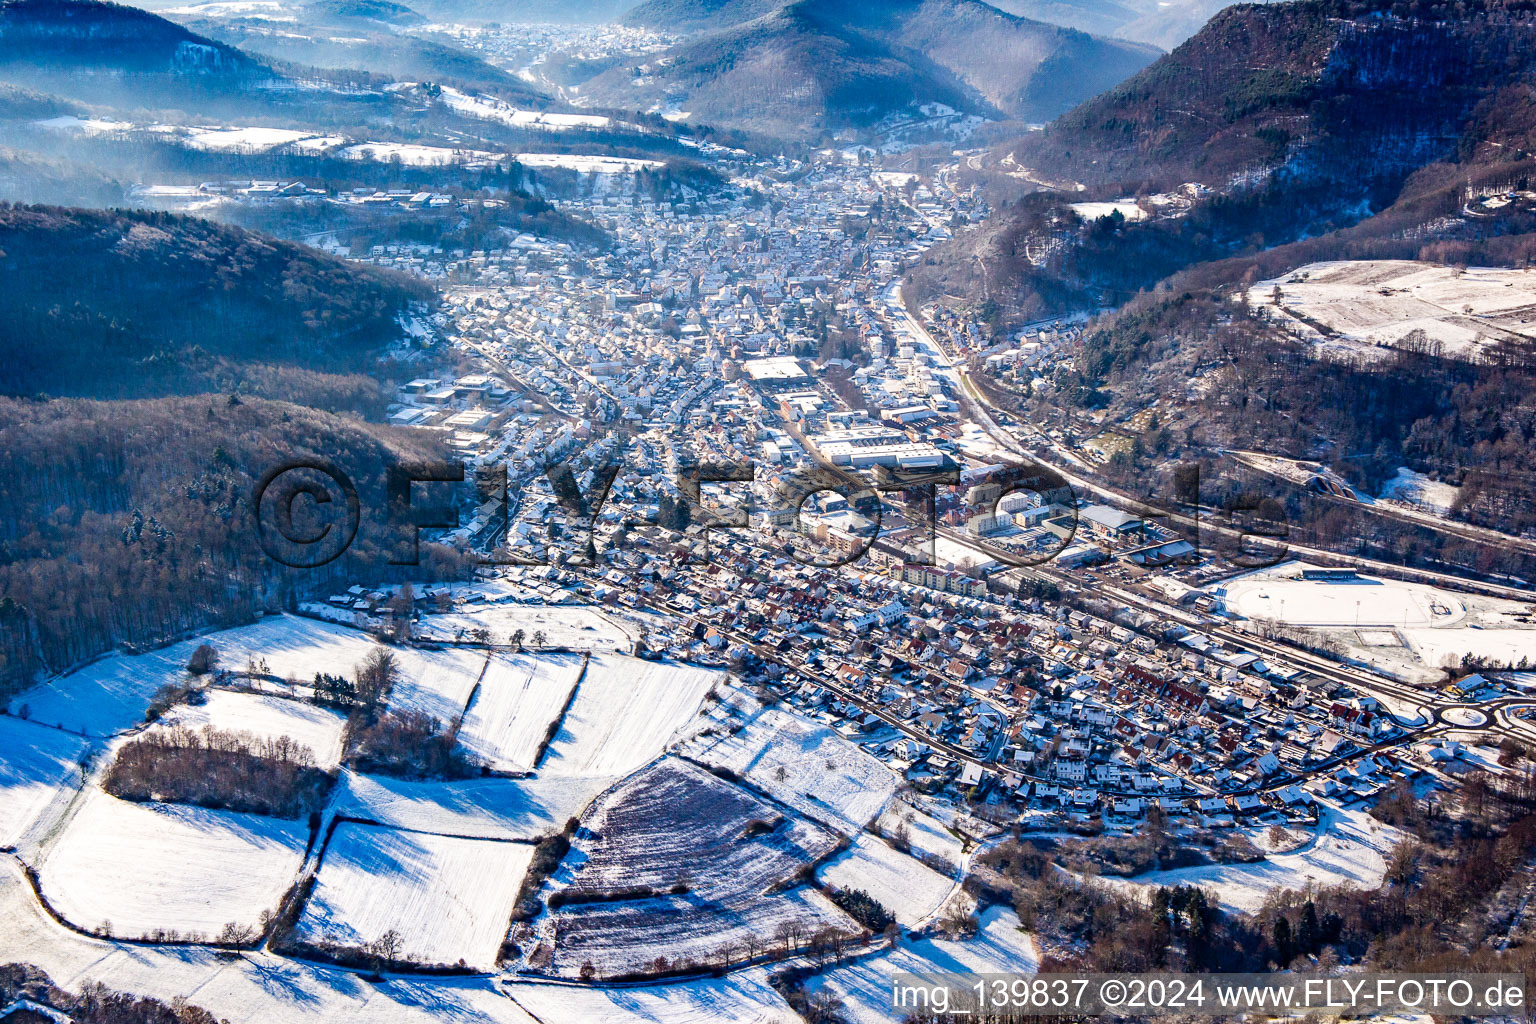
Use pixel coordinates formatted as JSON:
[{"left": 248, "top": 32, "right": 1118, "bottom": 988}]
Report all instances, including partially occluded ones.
[
  {"left": 902, "top": 0, "right": 1536, "bottom": 580},
  {"left": 0, "top": 204, "right": 432, "bottom": 406},
  {"left": 0, "top": 205, "right": 461, "bottom": 697},
  {"left": 912, "top": 0, "right": 1536, "bottom": 321},
  {"left": 0, "top": 0, "right": 268, "bottom": 77},
  {"left": 1005, "top": 0, "right": 1536, "bottom": 192},
  {"left": 0, "top": 395, "right": 467, "bottom": 698}
]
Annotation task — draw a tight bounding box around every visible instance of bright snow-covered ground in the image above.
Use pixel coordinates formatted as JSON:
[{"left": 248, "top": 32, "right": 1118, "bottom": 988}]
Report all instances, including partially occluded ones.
[
  {"left": 538, "top": 655, "right": 721, "bottom": 777},
  {"left": 342, "top": 142, "right": 502, "bottom": 167},
  {"left": 415, "top": 602, "right": 634, "bottom": 651},
  {"left": 1217, "top": 568, "right": 1466, "bottom": 629},
  {"left": 1094, "top": 802, "right": 1401, "bottom": 915},
  {"left": 296, "top": 823, "right": 532, "bottom": 970},
  {"left": 8, "top": 615, "right": 386, "bottom": 737},
  {"left": 1250, "top": 260, "right": 1536, "bottom": 363},
  {"left": 38, "top": 788, "right": 306, "bottom": 939},
  {"left": 1403, "top": 627, "right": 1536, "bottom": 670},
  {"left": 334, "top": 771, "right": 606, "bottom": 841},
  {"left": 686, "top": 706, "right": 898, "bottom": 831},
  {"left": 174, "top": 126, "right": 318, "bottom": 151},
  {"left": 0, "top": 859, "right": 545, "bottom": 1024},
  {"left": 505, "top": 971, "right": 798, "bottom": 1023},
  {"left": 383, "top": 646, "right": 490, "bottom": 725},
  {"left": 874, "top": 801, "right": 965, "bottom": 874},
  {"left": 437, "top": 87, "right": 613, "bottom": 132},
  {"left": 515, "top": 153, "right": 664, "bottom": 174},
  {"left": 818, "top": 834, "right": 955, "bottom": 927},
  {"left": 1379, "top": 467, "right": 1462, "bottom": 515},
  {"left": 803, "top": 907, "right": 1038, "bottom": 1024},
  {"left": 456, "top": 654, "right": 584, "bottom": 772},
  {"left": 1070, "top": 200, "right": 1147, "bottom": 222},
  {"left": 0, "top": 716, "right": 87, "bottom": 848},
  {"left": 150, "top": 690, "right": 349, "bottom": 768}
]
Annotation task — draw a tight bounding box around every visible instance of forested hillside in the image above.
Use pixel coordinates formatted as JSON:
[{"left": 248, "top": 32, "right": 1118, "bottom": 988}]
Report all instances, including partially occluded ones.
[
  {"left": 905, "top": 0, "right": 1536, "bottom": 580},
  {"left": 0, "top": 205, "right": 464, "bottom": 699},
  {"left": 0, "top": 205, "right": 432, "bottom": 404},
  {"left": 0, "top": 396, "right": 473, "bottom": 701},
  {"left": 913, "top": 0, "right": 1536, "bottom": 320}
]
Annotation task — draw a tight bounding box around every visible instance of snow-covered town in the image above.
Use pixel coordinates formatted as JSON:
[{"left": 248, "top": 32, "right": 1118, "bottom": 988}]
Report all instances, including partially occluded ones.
[{"left": 8, "top": 1, "right": 1536, "bottom": 1023}]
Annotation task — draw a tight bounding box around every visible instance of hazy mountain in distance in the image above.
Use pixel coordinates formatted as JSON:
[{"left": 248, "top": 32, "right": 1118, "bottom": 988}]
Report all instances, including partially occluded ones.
[
  {"left": 0, "top": 146, "right": 124, "bottom": 205},
  {"left": 623, "top": 0, "right": 782, "bottom": 31},
  {"left": 0, "top": 0, "right": 288, "bottom": 113},
  {"left": 303, "top": 0, "right": 428, "bottom": 24},
  {"left": 987, "top": 0, "right": 1272, "bottom": 49},
  {"left": 172, "top": 0, "right": 549, "bottom": 101},
  {"left": 587, "top": 0, "right": 1158, "bottom": 141},
  {"left": 0, "top": 0, "right": 266, "bottom": 77},
  {"left": 395, "top": 0, "right": 640, "bottom": 22}
]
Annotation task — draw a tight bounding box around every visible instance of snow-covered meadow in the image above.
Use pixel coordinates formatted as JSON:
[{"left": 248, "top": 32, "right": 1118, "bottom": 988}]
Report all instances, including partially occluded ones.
[
  {"left": 333, "top": 771, "right": 605, "bottom": 841},
  {"left": 686, "top": 706, "right": 898, "bottom": 831},
  {"left": 456, "top": 653, "right": 584, "bottom": 772},
  {"left": 149, "top": 690, "right": 349, "bottom": 768},
  {"left": 295, "top": 823, "right": 533, "bottom": 970},
  {"left": 8, "top": 615, "right": 384, "bottom": 736},
  {"left": 1094, "top": 802, "right": 1402, "bottom": 914},
  {"left": 818, "top": 833, "right": 955, "bottom": 927},
  {"left": 804, "top": 907, "right": 1038, "bottom": 1024},
  {"left": 0, "top": 716, "right": 88, "bottom": 849},
  {"left": 39, "top": 789, "right": 307, "bottom": 939},
  {"left": 538, "top": 655, "right": 721, "bottom": 776}
]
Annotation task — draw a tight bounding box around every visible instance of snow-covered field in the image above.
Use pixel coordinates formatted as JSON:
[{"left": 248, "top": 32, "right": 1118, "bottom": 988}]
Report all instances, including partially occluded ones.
[
  {"left": 415, "top": 602, "right": 633, "bottom": 651},
  {"left": 1379, "top": 467, "right": 1462, "bottom": 515},
  {"left": 1095, "top": 802, "right": 1401, "bottom": 914},
  {"left": 1403, "top": 627, "right": 1536, "bottom": 670},
  {"left": 1251, "top": 260, "right": 1536, "bottom": 363},
  {"left": 804, "top": 907, "right": 1038, "bottom": 1024},
  {"left": 174, "top": 125, "right": 318, "bottom": 151},
  {"left": 506, "top": 972, "right": 798, "bottom": 1024},
  {"left": 818, "top": 834, "right": 955, "bottom": 927},
  {"left": 296, "top": 823, "right": 532, "bottom": 970},
  {"left": 1218, "top": 569, "right": 1465, "bottom": 629},
  {"left": 0, "top": 716, "right": 87, "bottom": 848},
  {"left": 538, "top": 655, "right": 721, "bottom": 776},
  {"left": 1070, "top": 200, "right": 1147, "bottom": 222},
  {"left": 437, "top": 87, "right": 613, "bottom": 132},
  {"left": 8, "top": 615, "right": 385, "bottom": 737},
  {"left": 514, "top": 153, "right": 665, "bottom": 174},
  {"left": 875, "top": 802, "right": 965, "bottom": 873},
  {"left": 38, "top": 789, "right": 306, "bottom": 939},
  {"left": 342, "top": 142, "right": 502, "bottom": 167},
  {"left": 456, "top": 654, "right": 584, "bottom": 772},
  {"left": 381, "top": 646, "right": 489, "bottom": 724},
  {"left": 686, "top": 707, "right": 898, "bottom": 831},
  {"left": 0, "top": 859, "right": 544, "bottom": 1024},
  {"left": 547, "top": 886, "right": 854, "bottom": 979},
  {"left": 150, "top": 690, "right": 349, "bottom": 768},
  {"left": 540, "top": 759, "right": 852, "bottom": 979},
  {"left": 334, "top": 771, "right": 606, "bottom": 841}
]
